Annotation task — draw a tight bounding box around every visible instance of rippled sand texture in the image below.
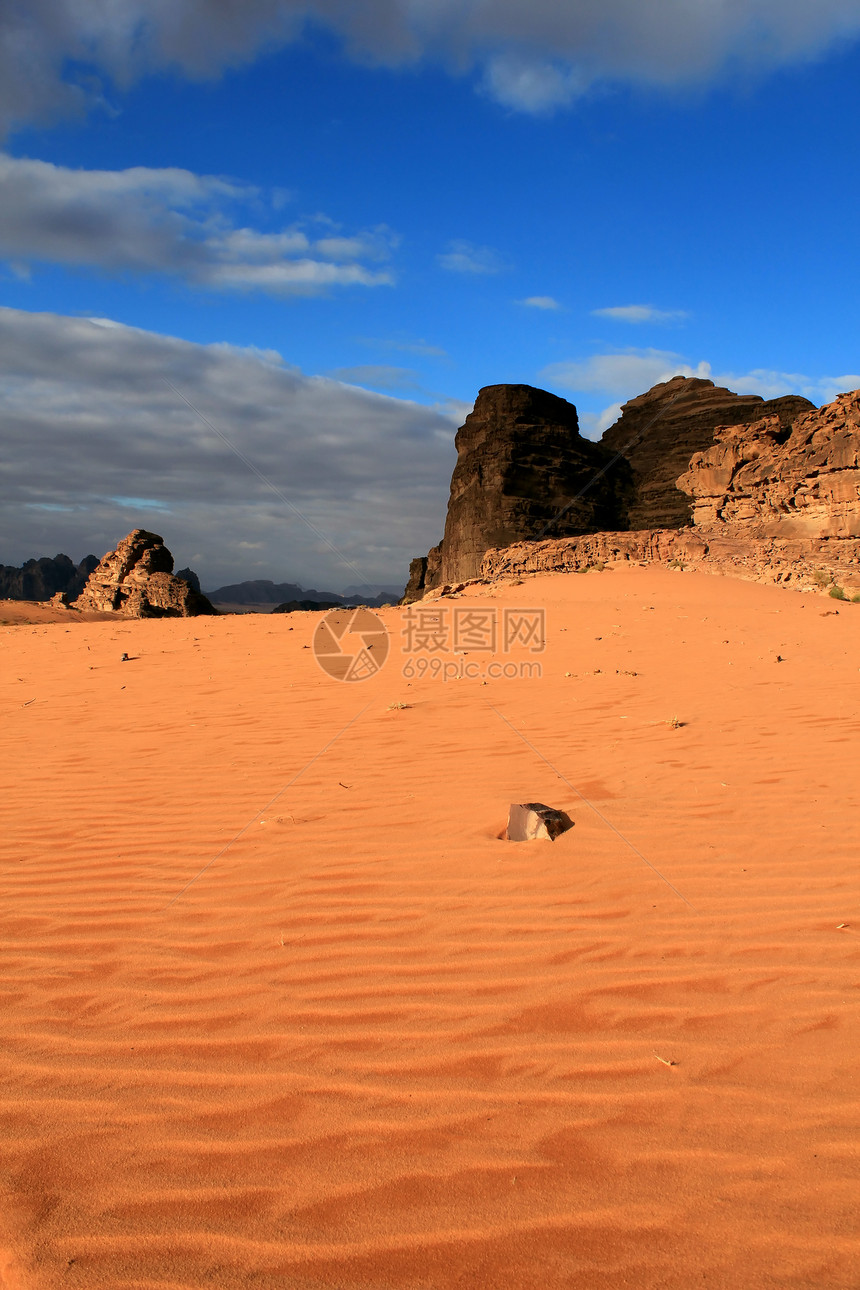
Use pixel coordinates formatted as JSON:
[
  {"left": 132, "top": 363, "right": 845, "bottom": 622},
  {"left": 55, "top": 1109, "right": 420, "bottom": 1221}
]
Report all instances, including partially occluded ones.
[{"left": 1, "top": 568, "right": 858, "bottom": 1289}]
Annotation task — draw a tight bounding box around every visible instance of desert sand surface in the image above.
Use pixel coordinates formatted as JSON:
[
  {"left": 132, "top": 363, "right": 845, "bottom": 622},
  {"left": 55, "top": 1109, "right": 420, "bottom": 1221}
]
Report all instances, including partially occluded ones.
[
  {"left": 0, "top": 602, "right": 117, "bottom": 627},
  {"left": 1, "top": 566, "right": 858, "bottom": 1290}
]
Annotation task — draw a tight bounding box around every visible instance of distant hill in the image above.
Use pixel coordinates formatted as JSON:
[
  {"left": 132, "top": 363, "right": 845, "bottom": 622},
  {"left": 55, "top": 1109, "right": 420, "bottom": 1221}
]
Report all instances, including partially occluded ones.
[
  {"left": 272, "top": 599, "right": 342, "bottom": 614},
  {"left": 205, "top": 579, "right": 342, "bottom": 605},
  {"left": 206, "top": 578, "right": 402, "bottom": 607},
  {"left": 0, "top": 553, "right": 98, "bottom": 601},
  {"left": 341, "top": 583, "right": 405, "bottom": 601}
]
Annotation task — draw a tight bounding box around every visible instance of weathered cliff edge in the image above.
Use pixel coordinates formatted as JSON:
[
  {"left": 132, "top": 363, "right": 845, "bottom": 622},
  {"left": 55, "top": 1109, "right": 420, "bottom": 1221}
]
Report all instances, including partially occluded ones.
[
  {"left": 74, "top": 530, "right": 216, "bottom": 617},
  {"left": 458, "top": 389, "right": 860, "bottom": 598}
]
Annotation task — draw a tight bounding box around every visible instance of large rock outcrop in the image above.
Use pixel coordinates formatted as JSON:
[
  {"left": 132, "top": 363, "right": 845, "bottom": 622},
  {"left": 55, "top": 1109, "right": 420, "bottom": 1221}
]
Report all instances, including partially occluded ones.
[
  {"left": 480, "top": 529, "right": 860, "bottom": 595},
  {"left": 74, "top": 530, "right": 215, "bottom": 617},
  {"left": 0, "top": 553, "right": 98, "bottom": 601},
  {"left": 600, "top": 376, "right": 814, "bottom": 530},
  {"left": 402, "top": 377, "right": 859, "bottom": 602},
  {"left": 405, "top": 385, "right": 630, "bottom": 598},
  {"left": 677, "top": 391, "right": 860, "bottom": 538},
  {"left": 475, "top": 390, "right": 860, "bottom": 597}
]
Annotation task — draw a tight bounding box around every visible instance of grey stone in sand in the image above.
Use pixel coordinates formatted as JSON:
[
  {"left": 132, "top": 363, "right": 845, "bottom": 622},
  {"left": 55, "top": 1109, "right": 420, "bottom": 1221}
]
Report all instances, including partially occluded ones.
[{"left": 506, "top": 802, "right": 573, "bottom": 842}]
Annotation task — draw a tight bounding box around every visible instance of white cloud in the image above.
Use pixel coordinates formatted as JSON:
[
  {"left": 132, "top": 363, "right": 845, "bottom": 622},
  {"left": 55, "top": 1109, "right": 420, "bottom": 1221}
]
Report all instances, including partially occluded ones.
[
  {"left": 328, "top": 364, "right": 420, "bottom": 393},
  {"left": 437, "top": 240, "right": 506, "bottom": 275},
  {"left": 520, "top": 295, "right": 562, "bottom": 311},
  {"left": 544, "top": 348, "right": 711, "bottom": 399},
  {"left": 543, "top": 348, "right": 860, "bottom": 438},
  {"left": 481, "top": 54, "right": 587, "bottom": 114},
  {"left": 592, "top": 304, "right": 688, "bottom": 324},
  {"left": 0, "top": 153, "right": 394, "bottom": 294},
  {"left": 715, "top": 367, "right": 860, "bottom": 406},
  {"left": 359, "top": 336, "right": 449, "bottom": 359},
  {"left": 0, "top": 306, "right": 457, "bottom": 590},
  {"left": 3, "top": 0, "right": 860, "bottom": 130}
]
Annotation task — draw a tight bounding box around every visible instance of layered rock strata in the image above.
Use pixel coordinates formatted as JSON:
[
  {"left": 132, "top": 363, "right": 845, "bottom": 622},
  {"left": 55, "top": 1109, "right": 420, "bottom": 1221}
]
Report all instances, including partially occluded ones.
[
  {"left": 480, "top": 529, "right": 860, "bottom": 595},
  {"left": 677, "top": 390, "right": 860, "bottom": 537},
  {"left": 600, "top": 376, "right": 814, "bottom": 531},
  {"left": 74, "top": 530, "right": 215, "bottom": 617}
]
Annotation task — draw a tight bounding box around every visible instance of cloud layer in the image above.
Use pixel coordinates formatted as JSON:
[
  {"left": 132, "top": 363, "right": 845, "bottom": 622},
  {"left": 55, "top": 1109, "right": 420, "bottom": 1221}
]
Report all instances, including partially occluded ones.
[
  {"left": 0, "top": 307, "right": 456, "bottom": 589},
  {"left": 544, "top": 348, "right": 860, "bottom": 437},
  {"left": 0, "top": 153, "right": 394, "bottom": 293},
  {"left": 592, "top": 305, "right": 688, "bottom": 325},
  {"left": 5, "top": 0, "right": 860, "bottom": 129},
  {"left": 437, "top": 240, "right": 505, "bottom": 275},
  {"left": 520, "top": 296, "right": 562, "bottom": 311}
]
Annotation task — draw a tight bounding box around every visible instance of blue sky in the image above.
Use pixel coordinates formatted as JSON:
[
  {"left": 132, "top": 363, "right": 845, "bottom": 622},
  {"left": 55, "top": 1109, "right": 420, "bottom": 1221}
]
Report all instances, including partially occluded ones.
[{"left": 1, "top": 2, "right": 859, "bottom": 590}]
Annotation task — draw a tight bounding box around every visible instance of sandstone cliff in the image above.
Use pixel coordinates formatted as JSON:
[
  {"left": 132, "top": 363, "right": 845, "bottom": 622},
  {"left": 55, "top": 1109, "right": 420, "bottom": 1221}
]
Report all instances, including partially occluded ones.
[
  {"left": 677, "top": 390, "right": 860, "bottom": 538},
  {"left": 405, "top": 384, "right": 630, "bottom": 598},
  {"left": 599, "top": 376, "right": 814, "bottom": 530},
  {"left": 403, "top": 378, "right": 860, "bottom": 602},
  {"left": 74, "top": 530, "right": 216, "bottom": 617},
  {"left": 477, "top": 390, "right": 860, "bottom": 597}
]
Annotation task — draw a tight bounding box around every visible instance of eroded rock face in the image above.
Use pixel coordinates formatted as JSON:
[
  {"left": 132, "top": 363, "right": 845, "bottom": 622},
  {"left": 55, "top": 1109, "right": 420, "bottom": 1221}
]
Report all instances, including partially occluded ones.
[
  {"left": 480, "top": 529, "right": 860, "bottom": 596},
  {"left": 405, "top": 385, "right": 629, "bottom": 598},
  {"left": 677, "top": 391, "right": 860, "bottom": 538},
  {"left": 600, "top": 376, "right": 814, "bottom": 530},
  {"left": 74, "top": 530, "right": 216, "bottom": 617}
]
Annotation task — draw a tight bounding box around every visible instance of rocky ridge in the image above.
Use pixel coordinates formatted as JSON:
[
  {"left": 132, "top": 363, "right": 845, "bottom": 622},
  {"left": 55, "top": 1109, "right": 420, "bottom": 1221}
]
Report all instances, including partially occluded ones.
[
  {"left": 0, "top": 553, "right": 99, "bottom": 602},
  {"left": 74, "top": 530, "right": 215, "bottom": 617},
  {"left": 479, "top": 529, "right": 860, "bottom": 597}
]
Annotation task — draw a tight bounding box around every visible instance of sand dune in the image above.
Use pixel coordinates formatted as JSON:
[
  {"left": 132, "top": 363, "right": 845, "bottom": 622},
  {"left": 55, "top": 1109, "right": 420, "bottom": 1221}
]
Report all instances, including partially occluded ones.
[{"left": 1, "top": 568, "right": 858, "bottom": 1288}]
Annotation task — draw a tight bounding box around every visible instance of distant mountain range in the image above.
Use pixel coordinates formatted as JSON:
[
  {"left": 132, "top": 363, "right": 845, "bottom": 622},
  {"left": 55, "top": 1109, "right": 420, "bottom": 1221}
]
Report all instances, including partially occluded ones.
[
  {"left": 0, "top": 557, "right": 404, "bottom": 609},
  {"left": 204, "top": 578, "right": 404, "bottom": 607},
  {"left": 0, "top": 553, "right": 98, "bottom": 601}
]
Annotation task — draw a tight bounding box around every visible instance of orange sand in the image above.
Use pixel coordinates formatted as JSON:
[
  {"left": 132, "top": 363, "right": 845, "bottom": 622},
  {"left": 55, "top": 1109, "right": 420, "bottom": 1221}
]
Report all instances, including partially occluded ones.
[{"left": 1, "top": 568, "right": 858, "bottom": 1289}]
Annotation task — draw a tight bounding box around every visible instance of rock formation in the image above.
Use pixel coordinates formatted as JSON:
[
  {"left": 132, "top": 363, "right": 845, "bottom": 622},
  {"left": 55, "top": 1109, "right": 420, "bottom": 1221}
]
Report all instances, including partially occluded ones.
[
  {"left": 599, "top": 376, "right": 814, "bottom": 530},
  {"left": 477, "top": 391, "right": 860, "bottom": 597},
  {"left": 403, "top": 376, "right": 820, "bottom": 601},
  {"left": 0, "top": 553, "right": 98, "bottom": 601},
  {"left": 405, "top": 385, "right": 630, "bottom": 598},
  {"left": 480, "top": 528, "right": 860, "bottom": 595},
  {"left": 175, "top": 567, "right": 202, "bottom": 594},
  {"left": 74, "top": 530, "right": 216, "bottom": 617},
  {"left": 677, "top": 390, "right": 860, "bottom": 538}
]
